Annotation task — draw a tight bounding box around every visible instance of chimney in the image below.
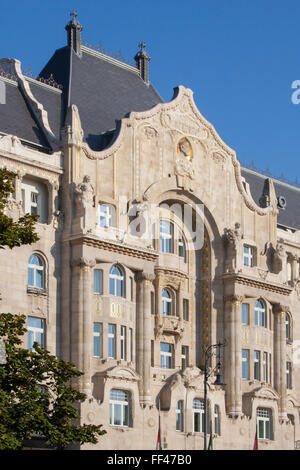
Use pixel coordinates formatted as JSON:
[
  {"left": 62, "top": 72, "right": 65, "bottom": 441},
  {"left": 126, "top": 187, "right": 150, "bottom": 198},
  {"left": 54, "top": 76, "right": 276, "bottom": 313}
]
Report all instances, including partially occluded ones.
[
  {"left": 65, "top": 10, "right": 83, "bottom": 56},
  {"left": 134, "top": 42, "right": 150, "bottom": 84}
]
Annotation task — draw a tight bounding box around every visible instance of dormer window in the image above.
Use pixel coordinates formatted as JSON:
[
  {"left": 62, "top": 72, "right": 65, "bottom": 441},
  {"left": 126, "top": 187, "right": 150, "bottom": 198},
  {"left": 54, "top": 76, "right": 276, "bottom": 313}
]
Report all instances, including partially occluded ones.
[{"left": 21, "top": 177, "right": 48, "bottom": 223}]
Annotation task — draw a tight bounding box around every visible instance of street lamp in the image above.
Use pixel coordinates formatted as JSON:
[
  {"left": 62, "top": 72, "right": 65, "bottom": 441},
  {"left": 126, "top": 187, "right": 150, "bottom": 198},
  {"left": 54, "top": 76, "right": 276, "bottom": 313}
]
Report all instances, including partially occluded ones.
[{"left": 203, "top": 340, "right": 226, "bottom": 450}]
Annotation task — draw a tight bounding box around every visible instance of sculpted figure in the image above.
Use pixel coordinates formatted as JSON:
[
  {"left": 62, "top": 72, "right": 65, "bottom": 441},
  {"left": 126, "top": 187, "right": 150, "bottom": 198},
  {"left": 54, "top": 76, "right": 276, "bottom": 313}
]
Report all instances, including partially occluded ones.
[{"left": 74, "top": 175, "right": 94, "bottom": 212}]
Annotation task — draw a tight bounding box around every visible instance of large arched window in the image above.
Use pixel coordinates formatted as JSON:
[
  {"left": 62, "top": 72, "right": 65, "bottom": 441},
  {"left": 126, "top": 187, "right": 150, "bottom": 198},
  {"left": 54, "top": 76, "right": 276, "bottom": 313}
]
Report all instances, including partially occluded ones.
[
  {"left": 162, "top": 288, "right": 174, "bottom": 316},
  {"left": 28, "top": 254, "right": 45, "bottom": 289},
  {"left": 254, "top": 300, "right": 267, "bottom": 328},
  {"left": 160, "top": 220, "right": 174, "bottom": 253},
  {"left": 109, "top": 265, "right": 125, "bottom": 297}
]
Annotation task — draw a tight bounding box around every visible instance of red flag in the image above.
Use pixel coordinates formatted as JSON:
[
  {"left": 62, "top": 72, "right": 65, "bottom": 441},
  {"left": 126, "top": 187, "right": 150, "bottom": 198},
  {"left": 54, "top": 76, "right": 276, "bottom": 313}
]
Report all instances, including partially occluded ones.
[
  {"left": 253, "top": 431, "right": 258, "bottom": 450},
  {"left": 156, "top": 414, "right": 162, "bottom": 450}
]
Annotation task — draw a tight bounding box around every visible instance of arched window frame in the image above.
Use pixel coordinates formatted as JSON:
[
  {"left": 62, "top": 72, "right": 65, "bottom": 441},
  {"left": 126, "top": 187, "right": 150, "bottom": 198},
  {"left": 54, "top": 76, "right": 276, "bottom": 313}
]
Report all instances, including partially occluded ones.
[
  {"left": 109, "top": 264, "right": 125, "bottom": 297},
  {"left": 162, "top": 288, "right": 174, "bottom": 316},
  {"left": 254, "top": 299, "right": 267, "bottom": 328},
  {"left": 27, "top": 253, "right": 46, "bottom": 290}
]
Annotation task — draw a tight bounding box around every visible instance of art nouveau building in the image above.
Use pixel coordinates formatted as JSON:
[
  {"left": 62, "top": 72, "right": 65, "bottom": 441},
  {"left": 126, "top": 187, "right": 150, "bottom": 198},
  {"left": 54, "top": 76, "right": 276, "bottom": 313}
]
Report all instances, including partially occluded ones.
[{"left": 0, "top": 15, "right": 300, "bottom": 450}]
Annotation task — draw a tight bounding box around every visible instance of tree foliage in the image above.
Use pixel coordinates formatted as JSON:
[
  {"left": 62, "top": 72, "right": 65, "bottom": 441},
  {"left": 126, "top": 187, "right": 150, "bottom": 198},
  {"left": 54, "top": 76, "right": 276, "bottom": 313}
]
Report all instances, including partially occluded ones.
[
  {"left": 0, "top": 313, "right": 106, "bottom": 449},
  {"left": 0, "top": 167, "right": 39, "bottom": 249}
]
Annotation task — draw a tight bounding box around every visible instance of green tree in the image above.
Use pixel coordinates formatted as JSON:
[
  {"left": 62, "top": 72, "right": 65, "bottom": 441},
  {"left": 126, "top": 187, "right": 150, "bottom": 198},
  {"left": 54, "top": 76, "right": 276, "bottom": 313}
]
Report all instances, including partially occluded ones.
[
  {"left": 0, "top": 168, "right": 39, "bottom": 249},
  {"left": 0, "top": 168, "right": 106, "bottom": 449}
]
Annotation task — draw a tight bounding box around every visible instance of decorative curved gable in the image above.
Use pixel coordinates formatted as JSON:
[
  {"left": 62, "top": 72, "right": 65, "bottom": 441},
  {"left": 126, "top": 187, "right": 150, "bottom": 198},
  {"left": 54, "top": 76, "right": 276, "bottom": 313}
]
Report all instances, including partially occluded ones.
[
  {"left": 104, "top": 365, "right": 140, "bottom": 382},
  {"left": 244, "top": 385, "right": 280, "bottom": 401}
]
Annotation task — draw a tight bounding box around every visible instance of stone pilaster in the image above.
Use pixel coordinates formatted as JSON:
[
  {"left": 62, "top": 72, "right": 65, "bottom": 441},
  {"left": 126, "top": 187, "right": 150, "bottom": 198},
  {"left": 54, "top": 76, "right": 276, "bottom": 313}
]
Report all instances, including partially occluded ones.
[
  {"left": 136, "top": 271, "right": 155, "bottom": 405},
  {"left": 71, "top": 257, "right": 95, "bottom": 394},
  {"left": 224, "top": 294, "right": 244, "bottom": 417},
  {"left": 273, "top": 303, "right": 289, "bottom": 421}
]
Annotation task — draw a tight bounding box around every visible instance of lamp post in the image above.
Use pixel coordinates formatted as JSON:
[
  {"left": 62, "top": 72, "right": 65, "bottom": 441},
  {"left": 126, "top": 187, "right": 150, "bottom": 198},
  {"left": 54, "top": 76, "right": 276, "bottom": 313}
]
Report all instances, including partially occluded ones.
[{"left": 203, "top": 340, "right": 226, "bottom": 450}]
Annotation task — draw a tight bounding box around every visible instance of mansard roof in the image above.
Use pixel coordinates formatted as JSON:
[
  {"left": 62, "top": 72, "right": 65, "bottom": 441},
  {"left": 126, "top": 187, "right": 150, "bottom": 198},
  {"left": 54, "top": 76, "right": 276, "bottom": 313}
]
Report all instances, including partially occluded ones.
[
  {"left": 39, "top": 45, "right": 163, "bottom": 150},
  {"left": 241, "top": 167, "right": 300, "bottom": 231}
]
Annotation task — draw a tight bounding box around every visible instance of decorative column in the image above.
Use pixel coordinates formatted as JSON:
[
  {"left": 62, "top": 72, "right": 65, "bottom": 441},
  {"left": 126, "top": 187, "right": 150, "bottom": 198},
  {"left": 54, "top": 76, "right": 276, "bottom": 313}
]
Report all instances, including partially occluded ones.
[
  {"left": 224, "top": 294, "right": 244, "bottom": 417},
  {"left": 71, "top": 257, "right": 95, "bottom": 395},
  {"left": 273, "top": 303, "right": 288, "bottom": 420},
  {"left": 136, "top": 271, "right": 155, "bottom": 405}
]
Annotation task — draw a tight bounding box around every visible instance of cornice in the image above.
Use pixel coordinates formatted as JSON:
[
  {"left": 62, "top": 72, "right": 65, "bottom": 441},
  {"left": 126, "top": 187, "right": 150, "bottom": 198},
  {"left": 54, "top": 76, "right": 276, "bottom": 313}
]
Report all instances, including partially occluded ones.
[
  {"left": 221, "top": 272, "right": 292, "bottom": 296},
  {"left": 70, "top": 235, "right": 158, "bottom": 262}
]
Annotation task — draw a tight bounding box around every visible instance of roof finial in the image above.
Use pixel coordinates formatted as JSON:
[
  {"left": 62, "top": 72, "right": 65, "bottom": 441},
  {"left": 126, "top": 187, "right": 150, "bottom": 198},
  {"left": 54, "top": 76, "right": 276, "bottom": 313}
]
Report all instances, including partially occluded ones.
[
  {"left": 70, "top": 9, "right": 78, "bottom": 21},
  {"left": 134, "top": 41, "right": 151, "bottom": 85},
  {"left": 65, "top": 10, "right": 83, "bottom": 56}
]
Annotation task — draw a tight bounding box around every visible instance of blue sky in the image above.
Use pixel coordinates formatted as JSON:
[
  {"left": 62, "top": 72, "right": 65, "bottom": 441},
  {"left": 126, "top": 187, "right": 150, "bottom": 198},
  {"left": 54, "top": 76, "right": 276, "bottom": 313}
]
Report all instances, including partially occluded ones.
[{"left": 1, "top": 0, "right": 300, "bottom": 183}]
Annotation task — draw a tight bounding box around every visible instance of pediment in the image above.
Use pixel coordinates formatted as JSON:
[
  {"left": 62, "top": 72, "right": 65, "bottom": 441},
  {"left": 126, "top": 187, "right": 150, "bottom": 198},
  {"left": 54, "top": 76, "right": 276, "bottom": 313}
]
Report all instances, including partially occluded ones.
[
  {"left": 102, "top": 365, "right": 140, "bottom": 382},
  {"left": 244, "top": 385, "right": 280, "bottom": 401}
]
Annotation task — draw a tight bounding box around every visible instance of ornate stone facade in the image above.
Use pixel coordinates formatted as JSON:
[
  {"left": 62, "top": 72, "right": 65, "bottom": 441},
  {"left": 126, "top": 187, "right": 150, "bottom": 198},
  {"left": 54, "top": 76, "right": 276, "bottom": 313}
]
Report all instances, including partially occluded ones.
[{"left": 1, "top": 18, "right": 300, "bottom": 450}]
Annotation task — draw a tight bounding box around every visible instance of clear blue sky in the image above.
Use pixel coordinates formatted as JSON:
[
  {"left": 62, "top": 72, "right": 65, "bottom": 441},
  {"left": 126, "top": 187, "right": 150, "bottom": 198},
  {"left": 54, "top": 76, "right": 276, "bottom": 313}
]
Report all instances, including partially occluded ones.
[{"left": 1, "top": 0, "right": 300, "bottom": 183}]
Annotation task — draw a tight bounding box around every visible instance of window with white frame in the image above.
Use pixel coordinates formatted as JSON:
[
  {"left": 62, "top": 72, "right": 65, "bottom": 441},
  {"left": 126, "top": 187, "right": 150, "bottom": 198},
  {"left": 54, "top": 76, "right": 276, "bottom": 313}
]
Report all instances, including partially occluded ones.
[
  {"left": 162, "top": 288, "right": 174, "bottom": 316},
  {"left": 257, "top": 408, "right": 272, "bottom": 440},
  {"left": 287, "top": 362, "right": 292, "bottom": 389},
  {"left": 193, "top": 398, "right": 205, "bottom": 433},
  {"left": 160, "top": 342, "right": 173, "bottom": 369},
  {"left": 254, "top": 350, "right": 261, "bottom": 381},
  {"left": 109, "top": 389, "right": 130, "bottom": 427},
  {"left": 28, "top": 254, "right": 45, "bottom": 289},
  {"left": 160, "top": 220, "right": 174, "bottom": 253},
  {"left": 120, "top": 325, "right": 127, "bottom": 361},
  {"left": 214, "top": 405, "right": 220, "bottom": 435},
  {"left": 109, "top": 265, "right": 125, "bottom": 297},
  {"left": 27, "top": 316, "right": 45, "bottom": 350},
  {"left": 176, "top": 400, "right": 184, "bottom": 432},
  {"left": 243, "top": 245, "right": 253, "bottom": 267},
  {"left": 21, "top": 177, "right": 47, "bottom": 222},
  {"left": 93, "top": 323, "right": 102, "bottom": 358},
  {"left": 242, "top": 349, "right": 249, "bottom": 379},
  {"left": 255, "top": 300, "right": 267, "bottom": 327},
  {"left": 94, "top": 269, "right": 102, "bottom": 294},
  {"left": 108, "top": 324, "right": 116, "bottom": 359},
  {"left": 98, "top": 203, "right": 115, "bottom": 228}
]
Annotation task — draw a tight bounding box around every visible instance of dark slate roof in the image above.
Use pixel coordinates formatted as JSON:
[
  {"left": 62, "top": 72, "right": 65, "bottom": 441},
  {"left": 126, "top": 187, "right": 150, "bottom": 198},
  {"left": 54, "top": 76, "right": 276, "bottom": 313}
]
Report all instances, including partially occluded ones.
[
  {"left": 0, "top": 78, "right": 50, "bottom": 148},
  {"left": 241, "top": 168, "right": 300, "bottom": 230},
  {"left": 39, "top": 46, "right": 163, "bottom": 150}
]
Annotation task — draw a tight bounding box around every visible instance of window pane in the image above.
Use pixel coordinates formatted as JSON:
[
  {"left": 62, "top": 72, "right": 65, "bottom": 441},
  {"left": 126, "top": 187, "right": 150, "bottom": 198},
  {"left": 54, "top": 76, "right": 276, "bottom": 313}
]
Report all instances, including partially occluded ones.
[
  {"left": 36, "top": 269, "right": 43, "bottom": 288},
  {"left": 114, "top": 404, "right": 121, "bottom": 426},
  {"left": 28, "top": 267, "right": 34, "bottom": 286},
  {"left": 109, "top": 277, "right": 115, "bottom": 295},
  {"left": 123, "top": 404, "right": 129, "bottom": 426},
  {"left": 242, "top": 304, "right": 249, "bottom": 324},
  {"left": 94, "top": 270, "right": 102, "bottom": 294},
  {"left": 194, "top": 413, "right": 200, "bottom": 432}
]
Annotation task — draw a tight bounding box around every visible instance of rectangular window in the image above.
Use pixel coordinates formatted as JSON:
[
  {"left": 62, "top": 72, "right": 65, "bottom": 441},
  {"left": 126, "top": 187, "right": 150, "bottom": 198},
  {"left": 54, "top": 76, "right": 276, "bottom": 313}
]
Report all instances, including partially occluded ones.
[
  {"left": 27, "top": 317, "right": 45, "bottom": 350},
  {"left": 193, "top": 399, "right": 205, "bottom": 433},
  {"left": 94, "top": 269, "right": 102, "bottom": 294},
  {"left": 242, "top": 349, "right": 249, "bottom": 379},
  {"left": 257, "top": 408, "right": 271, "bottom": 440},
  {"left": 129, "top": 328, "right": 133, "bottom": 362},
  {"left": 181, "top": 346, "right": 189, "bottom": 370},
  {"left": 242, "top": 303, "right": 249, "bottom": 325},
  {"left": 254, "top": 350, "right": 261, "bottom": 381},
  {"left": 30, "top": 191, "right": 39, "bottom": 215},
  {"left": 108, "top": 324, "right": 116, "bottom": 359},
  {"left": 99, "top": 203, "right": 114, "bottom": 228},
  {"left": 160, "top": 342, "right": 173, "bottom": 369},
  {"left": 110, "top": 389, "right": 130, "bottom": 427},
  {"left": 160, "top": 220, "right": 174, "bottom": 253},
  {"left": 93, "top": 323, "right": 102, "bottom": 358},
  {"left": 287, "top": 362, "right": 292, "bottom": 389},
  {"left": 176, "top": 401, "right": 184, "bottom": 432},
  {"left": 243, "top": 245, "right": 253, "bottom": 267},
  {"left": 120, "top": 325, "right": 127, "bottom": 361},
  {"left": 183, "top": 299, "right": 189, "bottom": 321},
  {"left": 263, "top": 352, "right": 268, "bottom": 382}
]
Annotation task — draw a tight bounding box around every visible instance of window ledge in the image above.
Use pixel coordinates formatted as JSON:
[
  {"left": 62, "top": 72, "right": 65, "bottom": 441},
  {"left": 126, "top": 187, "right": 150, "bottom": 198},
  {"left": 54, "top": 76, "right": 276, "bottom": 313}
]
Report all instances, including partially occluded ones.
[
  {"left": 109, "top": 425, "right": 131, "bottom": 432},
  {"left": 27, "top": 287, "right": 47, "bottom": 296}
]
